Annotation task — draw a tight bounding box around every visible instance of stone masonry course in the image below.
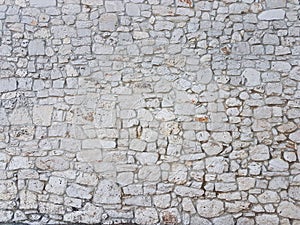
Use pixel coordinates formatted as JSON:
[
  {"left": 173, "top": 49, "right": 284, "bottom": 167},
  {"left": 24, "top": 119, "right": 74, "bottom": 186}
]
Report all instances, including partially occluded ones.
[{"left": 0, "top": 0, "right": 299, "bottom": 224}]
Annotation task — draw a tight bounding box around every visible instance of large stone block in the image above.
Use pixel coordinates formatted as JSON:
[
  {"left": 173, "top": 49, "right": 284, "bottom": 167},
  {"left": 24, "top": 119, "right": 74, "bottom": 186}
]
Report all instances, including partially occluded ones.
[
  {"left": 258, "top": 9, "right": 285, "bottom": 20},
  {"left": 0, "top": 78, "right": 17, "bottom": 92},
  {"left": 99, "top": 13, "right": 118, "bottom": 31},
  {"left": 30, "top": 0, "right": 56, "bottom": 7},
  {"left": 33, "top": 105, "right": 53, "bottom": 126},
  {"left": 28, "top": 40, "right": 45, "bottom": 55},
  {"left": 196, "top": 200, "right": 224, "bottom": 218},
  {"left": 94, "top": 180, "right": 121, "bottom": 204}
]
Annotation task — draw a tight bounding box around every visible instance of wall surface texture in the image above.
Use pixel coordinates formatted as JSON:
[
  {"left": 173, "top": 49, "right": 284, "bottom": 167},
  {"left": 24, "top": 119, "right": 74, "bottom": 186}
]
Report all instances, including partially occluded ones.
[{"left": 0, "top": 0, "right": 300, "bottom": 224}]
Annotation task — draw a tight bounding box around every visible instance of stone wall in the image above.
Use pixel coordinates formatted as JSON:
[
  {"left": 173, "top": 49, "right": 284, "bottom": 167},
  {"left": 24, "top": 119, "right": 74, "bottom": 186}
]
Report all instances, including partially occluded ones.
[{"left": 0, "top": 0, "right": 300, "bottom": 224}]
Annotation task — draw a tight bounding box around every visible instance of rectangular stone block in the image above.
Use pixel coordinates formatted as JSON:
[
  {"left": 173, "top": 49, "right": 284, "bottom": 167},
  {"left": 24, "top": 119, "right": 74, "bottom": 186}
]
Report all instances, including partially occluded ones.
[
  {"left": 0, "top": 78, "right": 17, "bottom": 92},
  {"left": 29, "top": 0, "right": 56, "bottom": 7},
  {"left": 33, "top": 105, "right": 53, "bottom": 126}
]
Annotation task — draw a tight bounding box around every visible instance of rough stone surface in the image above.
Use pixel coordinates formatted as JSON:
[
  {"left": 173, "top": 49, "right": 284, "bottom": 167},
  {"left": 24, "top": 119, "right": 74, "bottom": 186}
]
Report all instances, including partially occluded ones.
[{"left": 0, "top": 0, "right": 299, "bottom": 224}]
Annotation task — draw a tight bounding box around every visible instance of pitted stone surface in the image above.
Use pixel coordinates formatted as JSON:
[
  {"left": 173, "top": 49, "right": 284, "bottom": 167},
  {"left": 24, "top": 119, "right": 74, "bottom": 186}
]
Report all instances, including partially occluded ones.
[{"left": 0, "top": 0, "right": 299, "bottom": 224}]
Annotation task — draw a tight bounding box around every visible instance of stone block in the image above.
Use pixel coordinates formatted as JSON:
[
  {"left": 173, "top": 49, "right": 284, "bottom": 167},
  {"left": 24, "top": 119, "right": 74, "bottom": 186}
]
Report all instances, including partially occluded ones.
[
  {"left": 99, "top": 13, "right": 118, "bottom": 31},
  {"left": 196, "top": 200, "right": 224, "bottom": 218},
  {"left": 28, "top": 39, "right": 45, "bottom": 55},
  {"left": 94, "top": 180, "right": 121, "bottom": 204},
  {"left": 258, "top": 9, "right": 285, "bottom": 20},
  {"left": 33, "top": 105, "right": 53, "bottom": 126},
  {"left": 30, "top": 0, "right": 56, "bottom": 7},
  {"left": 0, "top": 78, "right": 17, "bottom": 92}
]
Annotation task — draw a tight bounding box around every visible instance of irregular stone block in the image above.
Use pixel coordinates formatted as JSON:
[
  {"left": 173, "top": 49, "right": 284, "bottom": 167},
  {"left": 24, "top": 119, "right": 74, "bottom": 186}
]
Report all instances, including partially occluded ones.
[
  {"left": 20, "top": 190, "right": 37, "bottom": 209},
  {"left": 258, "top": 190, "right": 280, "bottom": 203},
  {"left": 99, "top": 13, "right": 118, "bottom": 31},
  {"left": 242, "top": 68, "right": 261, "bottom": 86},
  {"left": 268, "top": 158, "right": 289, "bottom": 171},
  {"left": 76, "top": 149, "right": 102, "bottom": 162},
  {"left": 0, "top": 181, "right": 17, "bottom": 201},
  {"left": 94, "top": 180, "right": 121, "bottom": 204},
  {"left": 0, "top": 78, "right": 17, "bottom": 92},
  {"left": 196, "top": 200, "right": 224, "bottom": 218},
  {"left": 105, "top": 1, "right": 124, "bottom": 12},
  {"left": 258, "top": 9, "right": 285, "bottom": 20},
  {"left": 289, "top": 130, "right": 300, "bottom": 143},
  {"left": 0, "top": 45, "right": 12, "bottom": 56},
  {"left": 249, "top": 144, "right": 270, "bottom": 161},
  {"left": 138, "top": 165, "right": 161, "bottom": 182},
  {"left": 0, "top": 210, "right": 13, "bottom": 222},
  {"left": 28, "top": 39, "right": 45, "bottom": 55},
  {"left": 8, "top": 107, "right": 32, "bottom": 125},
  {"left": 0, "top": 108, "right": 9, "bottom": 125},
  {"left": 126, "top": 3, "right": 140, "bottom": 16},
  {"left": 197, "top": 68, "right": 213, "bottom": 84},
  {"left": 30, "top": 0, "right": 56, "bottom": 7},
  {"left": 135, "top": 208, "right": 159, "bottom": 225},
  {"left": 39, "top": 202, "right": 64, "bottom": 214},
  {"left": 174, "top": 186, "right": 204, "bottom": 197},
  {"left": 51, "top": 25, "right": 76, "bottom": 38},
  {"left": 8, "top": 156, "right": 32, "bottom": 170},
  {"left": 33, "top": 105, "right": 53, "bottom": 126},
  {"left": 266, "top": 0, "right": 286, "bottom": 8},
  {"left": 277, "top": 201, "right": 300, "bottom": 219},
  {"left": 66, "top": 183, "right": 93, "bottom": 199},
  {"left": 36, "top": 156, "right": 69, "bottom": 171},
  {"left": 256, "top": 214, "right": 279, "bottom": 225},
  {"left": 64, "top": 203, "right": 103, "bottom": 223},
  {"left": 45, "top": 176, "right": 67, "bottom": 195}
]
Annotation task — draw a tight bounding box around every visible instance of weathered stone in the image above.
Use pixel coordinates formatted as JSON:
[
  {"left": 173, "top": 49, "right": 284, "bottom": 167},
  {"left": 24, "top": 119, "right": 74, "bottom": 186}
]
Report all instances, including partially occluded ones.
[
  {"left": 278, "top": 201, "right": 300, "bottom": 219},
  {"left": 66, "top": 183, "right": 93, "bottom": 200},
  {"left": 0, "top": 108, "right": 9, "bottom": 125},
  {"left": 77, "top": 150, "right": 102, "bottom": 162},
  {"left": 174, "top": 186, "right": 204, "bottom": 197},
  {"left": 249, "top": 144, "right": 270, "bottom": 161},
  {"left": 258, "top": 9, "right": 285, "bottom": 20},
  {"left": 197, "top": 68, "right": 213, "bottom": 84},
  {"left": 205, "top": 157, "right": 227, "bottom": 174},
  {"left": 0, "top": 181, "right": 17, "bottom": 200},
  {"left": 212, "top": 215, "right": 234, "bottom": 225},
  {"left": 126, "top": 3, "right": 140, "bottom": 16},
  {"left": 33, "top": 105, "right": 53, "bottom": 126},
  {"left": 196, "top": 200, "right": 224, "bottom": 218},
  {"left": 288, "top": 186, "right": 300, "bottom": 200},
  {"left": 268, "top": 158, "right": 289, "bottom": 171},
  {"left": 8, "top": 156, "right": 32, "bottom": 170},
  {"left": 0, "top": 210, "right": 13, "bottom": 222},
  {"left": 258, "top": 190, "right": 280, "bottom": 203},
  {"left": 99, "top": 13, "right": 118, "bottom": 31},
  {"left": 30, "top": 0, "right": 56, "bottom": 7},
  {"left": 64, "top": 203, "right": 103, "bottom": 223},
  {"left": 289, "top": 130, "right": 300, "bottom": 143},
  {"left": 0, "top": 45, "right": 12, "bottom": 56},
  {"left": 135, "top": 208, "right": 159, "bottom": 225},
  {"left": 256, "top": 214, "right": 279, "bottom": 225},
  {"left": 39, "top": 202, "right": 64, "bottom": 214},
  {"left": 138, "top": 165, "right": 161, "bottom": 182},
  {"left": 94, "top": 180, "right": 121, "bottom": 204},
  {"left": 28, "top": 40, "right": 45, "bottom": 55},
  {"left": 202, "top": 141, "right": 223, "bottom": 156},
  {"left": 36, "top": 156, "right": 69, "bottom": 171},
  {"left": 237, "top": 177, "right": 256, "bottom": 191},
  {"left": 105, "top": 1, "right": 123, "bottom": 12},
  {"left": 45, "top": 176, "right": 67, "bottom": 195},
  {"left": 242, "top": 68, "right": 261, "bottom": 86},
  {"left": 266, "top": 0, "right": 286, "bottom": 8},
  {"left": 0, "top": 78, "right": 17, "bottom": 92},
  {"left": 19, "top": 190, "right": 37, "bottom": 209},
  {"left": 92, "top": 44, "right": 114, "bottom": 55}
]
